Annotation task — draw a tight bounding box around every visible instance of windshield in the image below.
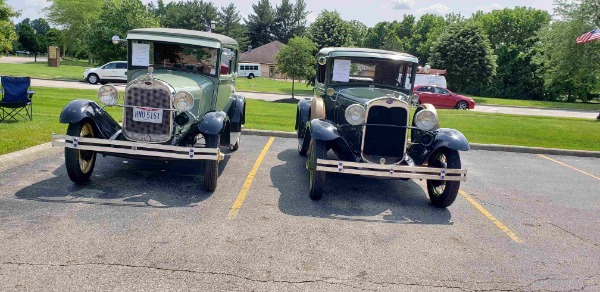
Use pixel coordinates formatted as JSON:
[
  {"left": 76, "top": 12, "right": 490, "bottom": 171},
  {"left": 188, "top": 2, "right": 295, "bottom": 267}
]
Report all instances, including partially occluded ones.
[
  {"left": 330, "top": 57, "right": 414, "bottom": 89},
  {"left": 130, "top": 40, "right": 219, "bottom": 76}
]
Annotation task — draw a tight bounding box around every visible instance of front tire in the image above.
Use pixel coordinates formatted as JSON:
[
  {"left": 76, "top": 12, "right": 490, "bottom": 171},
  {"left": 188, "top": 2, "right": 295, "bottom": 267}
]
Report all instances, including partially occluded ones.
[
  {"left": 87, "top": 74, "right": 99, "bottom": 84},
  {"left": 308, "top": 138, "right": 326, "bottom": 200},
  {"left": 426, "top": 148, "right": 461, "bottom": 208},
  {"left": 65, "top": 121, "right": 97, "bottom": 184},
  {"left": 203, "top": 134, "right": 220, "bottom": 192}
]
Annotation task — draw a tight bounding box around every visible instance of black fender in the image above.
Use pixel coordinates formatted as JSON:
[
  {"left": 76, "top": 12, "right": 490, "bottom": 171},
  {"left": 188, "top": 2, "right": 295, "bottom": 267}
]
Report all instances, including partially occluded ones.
[
  {"left": 309, "top": 119, "right": 355, "bottom": 161},
  {"left": 198, "top": 110, "right": 227, "bottom": 136},
  {"left": 295, "top": 98, "right": 311, "bottom": 137},
  {"left": 59, "top": 99, "right": 121, "bottom": 139},
  {"left": 411, "top": 128, "right": 469, "bottom": 165},
  {"left": 227, "top": 94, "right": 246, "bottom": 132}
]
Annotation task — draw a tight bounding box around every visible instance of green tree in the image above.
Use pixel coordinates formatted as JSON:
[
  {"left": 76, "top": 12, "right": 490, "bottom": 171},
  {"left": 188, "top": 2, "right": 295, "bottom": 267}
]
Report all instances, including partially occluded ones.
[
  {"left": 89, "top": 0, "right": 159, "bottom": 64},
  {"left": 161, "top": 0, "right": 218, "bottom": 31},
  {"left": 273, "top": 0, "right": 293, "bottom": 43},
  {"left": 246, "top": 0, "right": 275, "bottom": 48},
  {"left": 430, "top": 23, "right": 497, "bottom": 93},
  {"left": 347, "top": 20, "right": 367, "bottom": 47},
  {"left": 275, "top": 36, "right": 316, "bottom": 99},
  {"left": 45, "top": 0, "right": 105, "bottom": 62},
  {"left": 533, "top": 0, "right": 600, "bottom": 102},
  {"left": 308, "top": 10, "right": 351, "bottom": 49},
  {"left": 411, "top": 14, "right": 446, "bottom": 64},
  {"left": 290, "top": 0, "right": 309, "bottom": 37},
  {"left": 215, "top": 3, "right": 248, "bottom": 49},
  {"left": 0, "top": 0, "right": 18, "bottom": 53},
  {"left": 472, "top": 7, "right": 550, "bottom": 99}
]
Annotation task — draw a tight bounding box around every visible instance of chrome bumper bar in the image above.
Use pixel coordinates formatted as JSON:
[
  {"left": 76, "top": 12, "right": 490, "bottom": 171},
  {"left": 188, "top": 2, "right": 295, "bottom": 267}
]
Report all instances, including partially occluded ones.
[
  {"left": 316, "top": 159, "right": 467, "bottom": 181},
  {"left": 51, "top": 134, "right": 222, "bottom": 161}
]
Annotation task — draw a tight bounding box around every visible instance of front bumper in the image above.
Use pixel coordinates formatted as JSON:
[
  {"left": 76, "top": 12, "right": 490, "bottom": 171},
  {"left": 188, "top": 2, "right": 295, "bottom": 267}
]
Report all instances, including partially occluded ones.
[
  {"left": 51, "top": 134, "right": 222, "bottom": 161},
  {"left": 317, "top": 159, "right": 467, "bottom": 181}
]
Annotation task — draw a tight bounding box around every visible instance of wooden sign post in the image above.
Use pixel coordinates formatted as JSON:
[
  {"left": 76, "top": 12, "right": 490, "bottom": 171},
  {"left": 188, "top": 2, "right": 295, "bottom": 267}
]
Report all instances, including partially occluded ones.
[{"left": 48, "top": 46, "right": 60, "bottom": 67}]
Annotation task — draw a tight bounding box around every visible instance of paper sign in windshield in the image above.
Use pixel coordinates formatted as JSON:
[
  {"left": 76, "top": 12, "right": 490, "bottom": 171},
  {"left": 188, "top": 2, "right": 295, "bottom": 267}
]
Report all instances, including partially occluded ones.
[
  {"left": 332, "top": 59, "right": 351, "bottom": 82},
  {"left": 132, "top": 43, "right": 150, "bottom": 66}
]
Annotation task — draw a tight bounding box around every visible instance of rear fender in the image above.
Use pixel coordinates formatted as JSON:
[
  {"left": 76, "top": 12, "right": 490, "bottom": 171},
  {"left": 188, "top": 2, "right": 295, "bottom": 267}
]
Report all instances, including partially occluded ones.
[
  {"left": 227, "top": 94, "right": 246, "bottom": 132},
  {"left": 296, "top": 98, "right": 311, "bottom": 137},
  {"left": 59, "top": 99, "right": 121, "bottom": 139}
]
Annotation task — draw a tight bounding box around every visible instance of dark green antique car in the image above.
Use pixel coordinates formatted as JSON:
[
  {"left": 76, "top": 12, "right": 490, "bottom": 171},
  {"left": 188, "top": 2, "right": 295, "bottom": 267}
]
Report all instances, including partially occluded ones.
[
  {"left": 296, "top": 47, "right": 468, "bottom": 208},
  {"left": 52, "top": 28, "right": 246, "bottom": 192}
]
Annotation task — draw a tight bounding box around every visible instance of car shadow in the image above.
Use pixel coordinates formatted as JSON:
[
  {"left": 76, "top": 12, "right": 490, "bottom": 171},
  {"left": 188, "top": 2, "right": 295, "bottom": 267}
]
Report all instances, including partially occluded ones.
[
  {"left": 272, "top": 149, "right": 452, "bottom": 225},
  {"left": 14, "top": 154, "right": 231, "bottom": 208}
]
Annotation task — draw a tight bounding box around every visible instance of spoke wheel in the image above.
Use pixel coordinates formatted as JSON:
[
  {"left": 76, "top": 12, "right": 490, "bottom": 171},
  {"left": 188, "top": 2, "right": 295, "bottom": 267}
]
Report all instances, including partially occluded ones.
[
  {"left": 307, "top": 138, "right": 326, "bottom": 200},
  {"left": 426, "top": 148, "right": 461, "bottom": 208},
  {"left": 456, "top": 101, "right": 468, "bottom": 110},
  {"left": 203, "top": 134, "right": 220, "bottom": 192},
  {"left": 65, "top": 121, "right": 97, "bottom": 184}
]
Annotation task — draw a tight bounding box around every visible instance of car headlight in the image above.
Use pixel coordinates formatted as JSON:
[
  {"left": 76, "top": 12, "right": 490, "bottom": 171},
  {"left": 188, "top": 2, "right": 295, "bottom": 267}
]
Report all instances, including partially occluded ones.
[
  {"left": 98, "top": 85, "right": 119, "bottom": 106},
  {"left": 173, "top": 91, "right": 194, "bottom": 111},
  {"left": 414, "top": 109, "right": 437, "bottom": 131},
  {"left": 345, "top": 104, "right": 366, "bottom": 125}
]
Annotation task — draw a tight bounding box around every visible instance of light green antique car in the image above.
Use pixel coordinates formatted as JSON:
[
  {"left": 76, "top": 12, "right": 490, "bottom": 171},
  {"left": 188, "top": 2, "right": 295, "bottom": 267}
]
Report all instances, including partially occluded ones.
[{"left": 52, "top": 28, "right": 246, "bottom": 192}]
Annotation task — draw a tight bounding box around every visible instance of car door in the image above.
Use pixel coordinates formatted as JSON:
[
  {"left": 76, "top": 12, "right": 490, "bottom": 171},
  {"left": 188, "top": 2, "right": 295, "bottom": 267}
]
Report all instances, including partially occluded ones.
[
  {"left": 416, "top": 86, "right": 435, "bottom": 104},
  {"left": 115, "top": 62, "right": 128, "bottom": 81},
  {"left": 435, "top": 87, "right": 454, "bottom": 108},
  {"left": 101, "top": 62, "right": 118, "bottom": 80}
]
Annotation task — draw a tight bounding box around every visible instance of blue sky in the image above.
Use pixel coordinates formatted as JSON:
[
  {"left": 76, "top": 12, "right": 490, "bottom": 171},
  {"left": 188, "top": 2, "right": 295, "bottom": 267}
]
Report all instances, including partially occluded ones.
[{"left": 7, "top": 0, "right": 554, "bottom": 27}]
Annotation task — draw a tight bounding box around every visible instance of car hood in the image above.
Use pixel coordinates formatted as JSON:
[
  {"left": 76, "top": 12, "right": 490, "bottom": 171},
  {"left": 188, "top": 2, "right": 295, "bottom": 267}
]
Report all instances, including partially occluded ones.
[{"left": 336, "top": 87, "right": 410, "bottom": 104}]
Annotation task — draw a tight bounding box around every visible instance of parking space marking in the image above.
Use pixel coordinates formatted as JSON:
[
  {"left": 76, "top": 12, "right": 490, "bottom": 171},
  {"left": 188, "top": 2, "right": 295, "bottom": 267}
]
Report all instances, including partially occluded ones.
[
  {"left": 459, "top": 190, "right": 523, "bottom": 243},
  {"left": 538, "top": 154, "right": 599, "bottom": 181},
  {"left": 228, "top": 137, "right": 275, "bottom": 220}
]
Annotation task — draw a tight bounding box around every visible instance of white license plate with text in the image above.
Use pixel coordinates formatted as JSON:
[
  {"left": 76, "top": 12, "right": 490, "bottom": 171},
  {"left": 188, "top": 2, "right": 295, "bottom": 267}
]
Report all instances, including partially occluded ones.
[{"left": 133, "top": 107, "right": 163, "bottom": 124}]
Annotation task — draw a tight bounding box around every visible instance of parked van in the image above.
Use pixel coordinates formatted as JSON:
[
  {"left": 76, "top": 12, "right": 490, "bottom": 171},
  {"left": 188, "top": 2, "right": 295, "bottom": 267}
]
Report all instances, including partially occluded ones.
[
  {"left": 238, "top": 63, "right": 261, "bottom": 79},
  {"left": 414, "top": 74, "right": 447, "bottom": 88}
]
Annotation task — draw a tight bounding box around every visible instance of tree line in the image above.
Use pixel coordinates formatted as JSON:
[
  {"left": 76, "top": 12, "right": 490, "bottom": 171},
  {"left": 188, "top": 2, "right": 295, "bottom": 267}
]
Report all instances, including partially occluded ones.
[{"left": 0, "top": 0, "right": 599, "bottom": 102}]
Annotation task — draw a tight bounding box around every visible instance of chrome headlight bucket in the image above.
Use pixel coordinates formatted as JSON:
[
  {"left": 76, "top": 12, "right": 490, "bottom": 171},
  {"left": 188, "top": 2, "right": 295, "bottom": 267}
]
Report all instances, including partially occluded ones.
[
  {"left": 98, "top": 85, "right": 120, "bottom": 106},
  {"left": 173, "top": 91, "right": 194, "bottom": 112},
  {"left": 414, "top": 109, "right": 437, "bottom": 131},
  {"left": 345, "top": 104, "right": 366, "bottom": 125}
]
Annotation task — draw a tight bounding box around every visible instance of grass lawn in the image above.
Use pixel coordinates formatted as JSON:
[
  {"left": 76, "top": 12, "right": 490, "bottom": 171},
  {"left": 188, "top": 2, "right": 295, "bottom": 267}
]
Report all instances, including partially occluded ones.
[
  {"left": 0, "top": 60, "right": 91, "bottom": 81},
  {"left": 471, "top": 95, "right": 600, "bottom": 111},
  {"left": 1, "top": 86, "right": 598, "bottom": 156},
  {"left": 236, "top": 77, "right": 313, "bottom": 96}
]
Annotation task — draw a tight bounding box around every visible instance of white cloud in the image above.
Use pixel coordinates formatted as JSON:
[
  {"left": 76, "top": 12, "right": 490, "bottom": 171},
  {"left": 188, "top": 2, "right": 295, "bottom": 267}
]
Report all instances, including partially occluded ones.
[
  {"left": 391, "top": 0, "right": 415, "bottom": 10},
  {"left": 306, "top": 12, "right": 317, "bottom": 25},
  {"left": 474, "top": 3, "right": 504, "bottom": 13},
  {"left": 416, "top": 3, "right": 451, "bottom": 16}
]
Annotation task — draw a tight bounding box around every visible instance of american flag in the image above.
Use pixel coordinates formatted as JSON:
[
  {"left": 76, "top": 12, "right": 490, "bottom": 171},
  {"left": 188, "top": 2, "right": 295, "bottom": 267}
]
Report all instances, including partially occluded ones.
[{"left": 576, "top": 28, "right": 600, "bottom": 44}]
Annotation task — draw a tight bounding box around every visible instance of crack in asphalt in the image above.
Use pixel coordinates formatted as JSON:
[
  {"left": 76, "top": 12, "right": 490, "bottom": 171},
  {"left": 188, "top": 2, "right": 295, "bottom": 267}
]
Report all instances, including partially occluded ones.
[
  {"left": 546, "top": 222, "right": 600, "bottom": 248},
  {"left": 1, "top": 261, "right": 526, "bottom": 291}
]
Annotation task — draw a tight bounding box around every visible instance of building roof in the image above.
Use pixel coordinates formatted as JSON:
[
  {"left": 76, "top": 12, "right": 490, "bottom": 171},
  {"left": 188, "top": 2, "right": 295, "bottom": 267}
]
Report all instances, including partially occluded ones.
[
  {"left": 318, "top": 47, "right": 418, "bottom": 63},
  {"left": 239, "top": 41, "right": 284, "bottom": 64},
  {"left": 127, "top": 28, "right": 238, "bottom": 49}
]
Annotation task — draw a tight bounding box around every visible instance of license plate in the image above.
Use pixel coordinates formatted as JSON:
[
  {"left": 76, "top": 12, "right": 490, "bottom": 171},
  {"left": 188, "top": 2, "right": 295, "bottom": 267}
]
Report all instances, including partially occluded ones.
[{"left": 133, "top": 107, "right": 163, "bottom": 124}]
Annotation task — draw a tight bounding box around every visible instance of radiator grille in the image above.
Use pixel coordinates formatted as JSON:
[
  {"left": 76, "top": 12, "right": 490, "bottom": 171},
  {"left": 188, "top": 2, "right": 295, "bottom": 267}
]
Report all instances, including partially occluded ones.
[
  {"left": 362, "top": 105, "right": 408, "bottom": 162},
  {"left": 123, "top": 80, "right": 172, "bottom": 142}
]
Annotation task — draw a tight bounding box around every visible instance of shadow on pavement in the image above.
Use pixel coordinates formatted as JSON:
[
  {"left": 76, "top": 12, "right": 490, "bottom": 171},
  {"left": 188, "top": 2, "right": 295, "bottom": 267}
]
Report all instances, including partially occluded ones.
[
  {"left": 272, "top": 149, "right": 452, "bottom": 225},
  {"left": 14, "top": 154, "right": 231, "bottom": 208}
]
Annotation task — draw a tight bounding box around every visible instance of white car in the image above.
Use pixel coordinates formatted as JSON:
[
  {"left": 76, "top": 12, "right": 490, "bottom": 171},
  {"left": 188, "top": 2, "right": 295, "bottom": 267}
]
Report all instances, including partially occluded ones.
[{"left": 83, "top": 61, "right": 128, "bottom": 84}]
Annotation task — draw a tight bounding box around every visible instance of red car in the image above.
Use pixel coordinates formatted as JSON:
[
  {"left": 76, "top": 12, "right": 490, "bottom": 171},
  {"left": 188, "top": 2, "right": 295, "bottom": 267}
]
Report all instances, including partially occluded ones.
[{"left": 413, "top": 85, "right": 475, "bottom": 109}]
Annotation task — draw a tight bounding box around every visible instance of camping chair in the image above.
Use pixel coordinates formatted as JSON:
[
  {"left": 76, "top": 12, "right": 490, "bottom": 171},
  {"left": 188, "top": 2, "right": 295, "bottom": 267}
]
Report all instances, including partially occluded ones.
[{"left": 0, "top": 76, "right": 34, "bottom": 122}]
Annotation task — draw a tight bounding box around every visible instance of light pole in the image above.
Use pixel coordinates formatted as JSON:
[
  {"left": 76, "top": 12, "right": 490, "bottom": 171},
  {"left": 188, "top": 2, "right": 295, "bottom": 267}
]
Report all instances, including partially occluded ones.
[{"left": 33, "top": 28, "right": 37, "bottom": 62}]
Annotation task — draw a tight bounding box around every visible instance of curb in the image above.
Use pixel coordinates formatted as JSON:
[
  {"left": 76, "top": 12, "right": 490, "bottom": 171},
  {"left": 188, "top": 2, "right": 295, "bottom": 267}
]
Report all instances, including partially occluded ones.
[{"left": 241, "top": 129, "right": 600, "bottom": 158}]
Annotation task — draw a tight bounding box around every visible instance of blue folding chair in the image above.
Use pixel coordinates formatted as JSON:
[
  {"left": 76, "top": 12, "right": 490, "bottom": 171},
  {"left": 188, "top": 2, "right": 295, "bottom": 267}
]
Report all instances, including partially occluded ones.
[{"left": 0, "top": 76, "right": 35, "bottom": 122}]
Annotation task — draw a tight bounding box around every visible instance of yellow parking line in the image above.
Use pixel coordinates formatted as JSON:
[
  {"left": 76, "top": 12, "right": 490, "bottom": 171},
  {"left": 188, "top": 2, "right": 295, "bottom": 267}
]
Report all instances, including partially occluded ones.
[
  {"left": 459, "top": 190, "right": 523, "bottom": 243},
  {"left": 538, "top": 154, "right": 600, "bottom": 181},
  {"left": 228, "top": 137, "right": 275, "bottom": 220}
]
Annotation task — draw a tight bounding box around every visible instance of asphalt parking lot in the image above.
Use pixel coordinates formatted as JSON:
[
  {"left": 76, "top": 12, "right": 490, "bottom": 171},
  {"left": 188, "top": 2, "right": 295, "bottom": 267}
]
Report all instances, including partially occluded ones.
[{"left": 0, "top": 135, "right": 599, "bottom": 291}]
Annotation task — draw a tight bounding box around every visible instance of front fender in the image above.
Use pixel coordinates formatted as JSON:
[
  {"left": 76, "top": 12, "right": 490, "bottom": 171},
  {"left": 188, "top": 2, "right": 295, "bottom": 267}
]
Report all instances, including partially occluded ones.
[
  {"left": 432, "top": 128, "right": 470, "bottom": 151},
  {"left": 59, "top": 99, "right": 121, "bottom": 139},
  {"left": 296, "top": 98, "right": 311, "bottom": 136},
  {"left": 309, "top": 119, "right": 355, "bottom": 161},
  {"left": 198, "top": 110, "right": 227, "bottom": 135}
]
